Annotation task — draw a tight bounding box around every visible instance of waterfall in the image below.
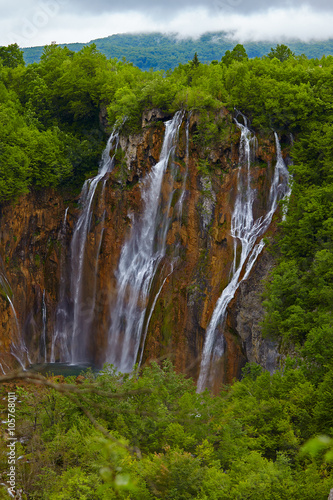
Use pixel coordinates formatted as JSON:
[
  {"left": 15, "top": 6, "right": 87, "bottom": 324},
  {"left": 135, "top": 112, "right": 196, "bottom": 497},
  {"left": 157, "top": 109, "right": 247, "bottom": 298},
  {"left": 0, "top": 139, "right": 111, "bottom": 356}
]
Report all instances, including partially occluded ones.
[
  {"left": 41, "top": 290, "right": 47, "bottom": 362},
  {"left": 51, "top": 207, "right": 70, "bottom": 363},
  {"left": 69, "top": 128, "right": 120, "bottom": 364},
  {"left": 50, "top": 128, "right": 120, "bottom": 365},
  {"left": 8, "top": 297, "right": 30, "bottom": 369},
  {"left": 81, "top": 207, "right": 106, "bottom": 349},
  {"left": 197, "top": 114, "right": 290, "bottom": 392},
  {"left": 137, "top": 113, "right": 190, "bottom": 369},
  {"left": 175, "top": 111, "right": 191, "bottom": 220},
  {"left": 0, "top": 269, "right": 31, "bottom": 370},
  {"left": 107, "top": 110, "right": 185, "bottom": 373}
]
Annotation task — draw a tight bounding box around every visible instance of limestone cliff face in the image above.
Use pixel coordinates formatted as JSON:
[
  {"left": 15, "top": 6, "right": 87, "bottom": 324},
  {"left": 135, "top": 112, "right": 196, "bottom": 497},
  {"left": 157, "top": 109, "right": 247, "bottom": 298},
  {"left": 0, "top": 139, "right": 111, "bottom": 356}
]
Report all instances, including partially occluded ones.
[
  {"left": 227, "top": 251, "right": 279, "bottom": 374},
  {"left": 132, "top": 110, "right": 282, "bottom": 386},
  {"left": 0, "top": 190, "right": 68, "bottom": 370},
  {"left": 0, "top": 109, "right": 285, "bottom": 387}
]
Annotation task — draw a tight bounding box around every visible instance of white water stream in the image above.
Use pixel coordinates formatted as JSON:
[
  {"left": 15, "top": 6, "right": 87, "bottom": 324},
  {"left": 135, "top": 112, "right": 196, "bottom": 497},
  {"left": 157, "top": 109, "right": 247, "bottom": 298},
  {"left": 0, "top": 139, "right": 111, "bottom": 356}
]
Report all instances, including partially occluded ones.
[
  {"left": 0, "top": 269, "right": 31, "bottom": 370},
  {"left": 51, "top": 207, "right": 70, "bottom": 363},
  {"left": 106, "top": 111, "right": 186, "bottom": 372},
  {"left": 69, "top": 128, "right": 120, "bottom": 364},
  {"left": 197, "top": 114, "right": 290, "bottom": 392},
  {"left": 41, "top": 290, "right": 47, "bottom": 362}
]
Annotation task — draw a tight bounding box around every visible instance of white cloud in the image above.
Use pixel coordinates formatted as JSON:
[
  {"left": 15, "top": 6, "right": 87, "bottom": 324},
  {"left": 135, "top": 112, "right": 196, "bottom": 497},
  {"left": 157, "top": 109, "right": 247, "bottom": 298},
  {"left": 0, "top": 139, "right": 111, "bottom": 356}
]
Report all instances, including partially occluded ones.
[
  {"left": 156, "top": 6, "right": 333, "bottom": 41},
  {"left": 220, "top": 6, "right": 333, "bottom": 41},
  {"left": 1, "top": 3, "right": 333, "bottom": 47}
]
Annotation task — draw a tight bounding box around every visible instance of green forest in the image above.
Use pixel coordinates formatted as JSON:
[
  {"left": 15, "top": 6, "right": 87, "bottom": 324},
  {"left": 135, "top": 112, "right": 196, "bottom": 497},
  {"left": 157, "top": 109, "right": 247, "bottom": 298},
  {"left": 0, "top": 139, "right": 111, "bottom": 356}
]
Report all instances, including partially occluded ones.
[
  {"left": 1, "top": 41, "right": 333, "bottom": 498},
  {"left": 22, "top": 32, "right": 333, "bottom": 71}
]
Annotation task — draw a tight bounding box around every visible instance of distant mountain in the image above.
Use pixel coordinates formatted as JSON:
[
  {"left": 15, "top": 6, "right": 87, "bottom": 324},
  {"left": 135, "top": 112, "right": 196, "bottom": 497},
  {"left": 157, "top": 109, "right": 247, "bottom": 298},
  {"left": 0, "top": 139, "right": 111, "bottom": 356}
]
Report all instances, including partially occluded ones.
[{"left": 22, "top": 32, "right": 333, "bottom": 70}]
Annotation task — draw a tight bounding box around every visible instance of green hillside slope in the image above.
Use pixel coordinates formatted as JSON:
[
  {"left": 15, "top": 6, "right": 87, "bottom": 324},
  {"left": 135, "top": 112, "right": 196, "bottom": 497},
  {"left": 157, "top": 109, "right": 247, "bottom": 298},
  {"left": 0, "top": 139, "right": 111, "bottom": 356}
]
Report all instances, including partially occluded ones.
[{"left": 23, "top": 32, "right": 333, "bottom": 69}]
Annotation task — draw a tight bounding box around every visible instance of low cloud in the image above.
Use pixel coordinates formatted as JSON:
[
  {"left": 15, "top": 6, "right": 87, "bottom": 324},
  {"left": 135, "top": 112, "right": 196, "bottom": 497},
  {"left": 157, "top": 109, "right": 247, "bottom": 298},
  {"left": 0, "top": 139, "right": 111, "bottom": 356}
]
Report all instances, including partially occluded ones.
[
  {"left": 1, "top": 2, "right": 333, "bottom": 48},
  {"left": 165, "top": 5, "right": 333, "bottom": 41},
  {"left": 66, "top": 0, "right": 333, "bottom": 15}
]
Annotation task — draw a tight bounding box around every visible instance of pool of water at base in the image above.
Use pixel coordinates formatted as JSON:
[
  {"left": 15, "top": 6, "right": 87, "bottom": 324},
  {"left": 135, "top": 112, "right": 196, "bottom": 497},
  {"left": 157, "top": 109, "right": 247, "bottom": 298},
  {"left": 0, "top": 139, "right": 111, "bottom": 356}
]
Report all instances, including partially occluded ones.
[{"left": 27, "top": 362, "right": 99, "bottom": 377}]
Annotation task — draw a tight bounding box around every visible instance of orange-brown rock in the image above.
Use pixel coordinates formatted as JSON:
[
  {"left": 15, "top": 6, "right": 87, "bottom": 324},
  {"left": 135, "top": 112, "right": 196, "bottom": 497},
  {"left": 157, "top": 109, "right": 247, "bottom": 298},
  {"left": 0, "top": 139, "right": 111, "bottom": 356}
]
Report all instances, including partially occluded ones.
[
  {"left": 0, "top": 189, "right": 68, "bottom": 369},
  {"left": 0, "top": 109, "right": 289, "bottom": 390}
]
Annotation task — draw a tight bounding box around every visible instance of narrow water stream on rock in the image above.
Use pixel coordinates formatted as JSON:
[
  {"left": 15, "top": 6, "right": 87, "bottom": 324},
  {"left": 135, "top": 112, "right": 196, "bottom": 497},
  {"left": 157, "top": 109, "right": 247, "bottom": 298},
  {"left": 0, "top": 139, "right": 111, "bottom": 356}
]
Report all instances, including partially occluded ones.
[{"left": 197, "top": 114, "right": 290, "bottom": 392}]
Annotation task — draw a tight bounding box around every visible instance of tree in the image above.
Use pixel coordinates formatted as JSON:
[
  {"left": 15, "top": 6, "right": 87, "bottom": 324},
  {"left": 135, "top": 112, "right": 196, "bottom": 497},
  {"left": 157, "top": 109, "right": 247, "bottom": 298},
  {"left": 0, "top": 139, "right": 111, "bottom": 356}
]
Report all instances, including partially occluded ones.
[
  {"left": 267, "top": 44, "right": 295, "bottom": 62},
  {"left": 0, "top": 43, "right": 25, "bottom": 68},
  {"left": 221, "top": 44, "right": 248, "bottom": 66},
  {"left": 190, "top": 52, "right": 200, "bottom": 68}
]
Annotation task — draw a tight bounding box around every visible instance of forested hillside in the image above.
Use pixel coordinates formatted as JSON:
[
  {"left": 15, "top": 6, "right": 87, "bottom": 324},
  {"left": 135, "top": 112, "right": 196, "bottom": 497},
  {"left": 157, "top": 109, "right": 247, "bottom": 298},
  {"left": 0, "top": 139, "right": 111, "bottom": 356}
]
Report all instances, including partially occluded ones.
[
  {"left": 22, "top": 31, "right": 333, "bottom": 70},
  {"left": 0, "top": 41, "right": 333, "bottom": 498}
]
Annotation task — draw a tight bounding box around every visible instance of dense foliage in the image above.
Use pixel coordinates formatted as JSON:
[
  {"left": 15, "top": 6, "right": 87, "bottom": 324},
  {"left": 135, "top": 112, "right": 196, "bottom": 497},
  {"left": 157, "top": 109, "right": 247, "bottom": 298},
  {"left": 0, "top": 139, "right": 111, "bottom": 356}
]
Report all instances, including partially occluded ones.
[
  {"left": 1, "top": 40, "right": 333, "bottom": 200},
  {"left": 1, "top": 39, "right": 333, "bottom": 497},
  {"left": 1, "top": 360, "right": 333, "bottom": 499}
]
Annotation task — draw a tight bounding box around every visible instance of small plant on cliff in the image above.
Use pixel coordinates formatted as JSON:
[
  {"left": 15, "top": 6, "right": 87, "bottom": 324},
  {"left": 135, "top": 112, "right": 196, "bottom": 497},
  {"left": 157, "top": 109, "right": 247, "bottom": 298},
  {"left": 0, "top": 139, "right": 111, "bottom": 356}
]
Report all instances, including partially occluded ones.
[{"left": 197, "top": 159, "right": 211, "bottom": 176}]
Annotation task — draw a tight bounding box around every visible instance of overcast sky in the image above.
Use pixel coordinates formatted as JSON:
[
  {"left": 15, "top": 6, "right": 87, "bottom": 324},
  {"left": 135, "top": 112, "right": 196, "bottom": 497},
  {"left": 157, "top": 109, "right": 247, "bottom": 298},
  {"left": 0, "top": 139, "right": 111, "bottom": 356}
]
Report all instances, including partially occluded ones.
[{"left": 1, "top": 0, "right": 333, "bottom": 48}]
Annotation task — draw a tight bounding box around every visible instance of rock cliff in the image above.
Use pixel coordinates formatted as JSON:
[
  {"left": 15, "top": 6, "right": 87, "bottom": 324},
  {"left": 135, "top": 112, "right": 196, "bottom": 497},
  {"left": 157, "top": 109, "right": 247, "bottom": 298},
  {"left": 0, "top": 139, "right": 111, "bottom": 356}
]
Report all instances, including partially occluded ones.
[{"left": 0, "top": 109, "right": 287, "bottom": 389}]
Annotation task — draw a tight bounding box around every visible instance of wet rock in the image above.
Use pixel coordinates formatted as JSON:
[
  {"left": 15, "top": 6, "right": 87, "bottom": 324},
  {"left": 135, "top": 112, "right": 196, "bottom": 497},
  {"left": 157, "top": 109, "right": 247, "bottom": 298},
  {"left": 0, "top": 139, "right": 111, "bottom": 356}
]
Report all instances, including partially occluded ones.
[
  {"left": 229, "top": 250, "right": 279, "bottom": 374},
  {"left": 142, "top": 108, "right": 171, "bottom": 128},
  {"left": 0, "top": 109, "right": 285, "bottom": 386}
]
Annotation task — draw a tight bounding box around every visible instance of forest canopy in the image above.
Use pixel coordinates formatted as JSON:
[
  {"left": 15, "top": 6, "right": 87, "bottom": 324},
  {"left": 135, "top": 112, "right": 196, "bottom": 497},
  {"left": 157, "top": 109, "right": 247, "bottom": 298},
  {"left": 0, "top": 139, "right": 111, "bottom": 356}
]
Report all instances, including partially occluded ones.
[
  {"left": 1, "top": 360, "right": 333, "bottom": 499},
  {"left": 0, "top": 40, "right": 331, "bottom": 199},
  {"left": 21, "top": 32, "right": 333, "bottom": 70}
]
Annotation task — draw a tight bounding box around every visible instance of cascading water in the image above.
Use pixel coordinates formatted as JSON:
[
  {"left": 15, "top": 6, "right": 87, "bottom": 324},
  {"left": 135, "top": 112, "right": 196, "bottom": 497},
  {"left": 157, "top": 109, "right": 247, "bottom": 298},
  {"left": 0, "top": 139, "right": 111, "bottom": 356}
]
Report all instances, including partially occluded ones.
[
  {"left": 175, "top": 111, "right": 191, "bottom": 220},
  {"left": 137, "top": 113, "right": 190, "bottom": 369},
  {"left": 41, "top": 290, "right": 47, "bottom": 362},
  {"left": 197, "top": 114, "right": 290, "bottom": 392},
  {"left": 107, "top": 110, "right": 186, "bottom": 372},
  {"left": 0, "top": 269, "right": 31, "bottom": 370},
  {"left": 66, "top": 128, "right": 121, "bottom": 365},
  {"left": 51, "top": 207, "right": 70, "bottom": 363},
  {"left": 280, "top": 133, "right": 293, "bottom": 220},
  {"left": 49, "top": 128, "right": 120, "bottom": 365},
  {"left": 69, "top": 128, "right": 120, "bottom": 364}
]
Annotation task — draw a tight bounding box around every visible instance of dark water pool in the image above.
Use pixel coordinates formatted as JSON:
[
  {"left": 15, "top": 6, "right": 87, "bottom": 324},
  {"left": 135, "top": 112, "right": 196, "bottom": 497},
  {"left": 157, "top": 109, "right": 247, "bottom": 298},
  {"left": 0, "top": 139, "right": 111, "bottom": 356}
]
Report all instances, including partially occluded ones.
[{"left": 27, "top": 363, "right": 98, "bottom": 378}]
